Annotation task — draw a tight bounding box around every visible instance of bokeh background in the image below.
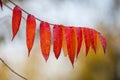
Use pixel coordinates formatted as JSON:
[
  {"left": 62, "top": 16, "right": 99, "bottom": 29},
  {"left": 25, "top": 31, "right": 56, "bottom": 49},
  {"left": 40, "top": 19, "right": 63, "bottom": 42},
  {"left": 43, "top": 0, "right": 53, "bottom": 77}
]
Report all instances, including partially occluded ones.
[{"left": 0, "top": 0, "right": 120, "bottom": 80}]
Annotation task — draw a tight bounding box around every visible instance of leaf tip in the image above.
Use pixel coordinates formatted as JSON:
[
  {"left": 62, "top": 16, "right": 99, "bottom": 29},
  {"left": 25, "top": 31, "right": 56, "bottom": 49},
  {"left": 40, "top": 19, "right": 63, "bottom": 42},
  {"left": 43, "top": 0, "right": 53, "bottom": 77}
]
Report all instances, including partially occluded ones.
[
  {"left": 43, "top": 55, "right": 49, "bottom": 62},
  {"left": 11, "top": 36, "right": 15, "bottom": 41},
  {"left": 98, "top": 33, "right": 107, "bottom": 54},
  {"left": 70, "top": 59, "right": 75, "bottom": 66},
  {"left": 28, "top": 49, "right": 31, "bottom": 57},
  {"left": 72, "top": 64, "right": 74, "bottom": 68},
  {"left": 55, "top": 55, "right": 59, "bottom": 60}
]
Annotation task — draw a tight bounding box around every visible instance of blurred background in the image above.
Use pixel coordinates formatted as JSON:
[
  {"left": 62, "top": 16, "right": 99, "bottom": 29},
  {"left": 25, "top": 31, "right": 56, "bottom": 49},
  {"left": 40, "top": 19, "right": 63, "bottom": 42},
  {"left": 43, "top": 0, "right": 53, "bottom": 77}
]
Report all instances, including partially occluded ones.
[{"left": 0, "top": 0, "right": 120, "bottom": 80}]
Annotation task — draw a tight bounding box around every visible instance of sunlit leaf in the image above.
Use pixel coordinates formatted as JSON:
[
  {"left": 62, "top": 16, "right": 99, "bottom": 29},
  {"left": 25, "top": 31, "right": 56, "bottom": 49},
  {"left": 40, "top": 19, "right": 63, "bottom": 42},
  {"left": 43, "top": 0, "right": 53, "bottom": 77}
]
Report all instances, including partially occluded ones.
[
  {"left": 83, "top": 28, "right": 91, "bottom": 56},
  {"left": 98, "top": 33, "right": 107, "bottom": 53},
  {"left": 64, "top": 27, "right": 77, "bottom": 65},
  {"left": 90, "top": 29, "right": 97, "bottom": 53},
  {"left": 53, "top": 25, "right": 63, "bottom": 59},
  {"left": 1, "top": 0, "right": 108, "bottom": 66},
  {"left": 62, "top": 26, "right": 68, "bottom": 57},
  {"left": 12, "top": 6, "right": 22, "bottom": 40},
  {"left": 76, "top": 27, "right": 83, "bottom": 58},
  {"left": 26, "top": 14, "right": 36, "bottom": 56},
  {"left": 40, "top": 21, "right": 51, "bottom": 61}
]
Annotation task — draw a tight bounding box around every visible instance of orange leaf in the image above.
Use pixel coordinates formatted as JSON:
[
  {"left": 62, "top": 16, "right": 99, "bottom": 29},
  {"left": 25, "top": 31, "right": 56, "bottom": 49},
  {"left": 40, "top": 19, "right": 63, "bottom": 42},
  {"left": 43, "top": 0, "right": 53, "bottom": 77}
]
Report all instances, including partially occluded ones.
[
  {"left": 26, "top": 14, "right": 36, "bottom": 56},
  {"left": 62, "top": 26, "right": 68, "bottom": 57},
  {"left": 83, "top": 28, "right": 91, "bottom": 56},
  {"left": 40, "top": 21, "right": 51, "bottom": 61},
  {"left": 90, "top": 29, "right": 97, "bottom": 53},
  {"left": 0, "top": 0, "right": 2, "bottom": 9},
  {"left": 12, "top": 6, "right": 22, "bottom": 40},
  {"left": 53, "top": 25, "right": 63, "bottom": 59},
  {"left": 64, "top": 27, "right": 77, "bottom": 65},
  {"left": 76, "top": 27, "right": 83, "bottom": 58},
  {"left": 98, "top": 33, "right": 107, "bottom": 53}
]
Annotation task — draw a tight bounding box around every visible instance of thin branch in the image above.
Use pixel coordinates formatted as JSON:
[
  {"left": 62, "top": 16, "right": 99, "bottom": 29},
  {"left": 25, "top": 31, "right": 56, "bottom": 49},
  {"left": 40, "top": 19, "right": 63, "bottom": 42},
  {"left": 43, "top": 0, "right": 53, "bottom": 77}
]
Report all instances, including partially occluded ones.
[
  {"left": 0, "top": 57, "right": 28, "bottom": 80},
  {"left": 3, "top": 3, "right": 26, "bottom": 20},
  {"left": 7, "top": 0, "right": 55, "bottom": 26}
]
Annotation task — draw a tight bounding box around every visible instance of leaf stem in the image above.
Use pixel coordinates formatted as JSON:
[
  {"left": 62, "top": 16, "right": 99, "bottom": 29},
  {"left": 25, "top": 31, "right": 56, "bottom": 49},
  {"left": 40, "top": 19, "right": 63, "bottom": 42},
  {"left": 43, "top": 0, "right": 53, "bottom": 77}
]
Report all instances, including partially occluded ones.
[
  {"left": 0, "top": 57, "right": 28, "bottom": 80},
  {"left": 7, "top": 0, "right": 55, "bottom": 26},
  {"left": 3, "top": 3, "right": 26, "bottom": 20}
]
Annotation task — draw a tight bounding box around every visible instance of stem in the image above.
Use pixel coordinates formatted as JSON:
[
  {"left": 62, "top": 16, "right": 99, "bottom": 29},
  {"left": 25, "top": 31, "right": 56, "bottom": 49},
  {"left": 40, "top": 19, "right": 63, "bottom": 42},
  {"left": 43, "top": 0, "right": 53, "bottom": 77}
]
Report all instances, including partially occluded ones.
[
  {"left": 0, "top": 57, "right": 28, "bottom": 80},
  {"left": 3, "top": 3, "right": 26, "bottom": 20},
  {"left": 8, "top": 0, "right": 55, "bottom": 26}
]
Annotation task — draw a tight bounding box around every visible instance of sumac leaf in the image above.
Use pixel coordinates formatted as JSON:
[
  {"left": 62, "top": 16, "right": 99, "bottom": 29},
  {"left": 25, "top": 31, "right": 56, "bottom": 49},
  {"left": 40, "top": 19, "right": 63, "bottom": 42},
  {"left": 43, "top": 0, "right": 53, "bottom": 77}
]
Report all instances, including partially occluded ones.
[
  {"left": 0, "top": 0, "right": 2, "bottom": 10},
  {"left": 83, "top": 28, "right": 91, "bottom": 56},
  {"left": 12, "top": 6, "right": 22, "bottom": 40},
  {"left": 53, "top": 25, "right": 63, "bottom": 59},
  {"left": 40, "top": 21, "right": 51, "bottom": 61},
  {"left": 98, "top": 33, "right": 107, "bottom": 53},
  {"left": 26, "top": 14, "right": 36, "bottom": 56},
  {"left": 76, "top": 27, "right": 82, "bottom": 58},
  {"left": 64, "top": 27, "right": 77, "bottom": 65},
  {"left": 90, "top": 29, "right": 97, "bottom": 53}
]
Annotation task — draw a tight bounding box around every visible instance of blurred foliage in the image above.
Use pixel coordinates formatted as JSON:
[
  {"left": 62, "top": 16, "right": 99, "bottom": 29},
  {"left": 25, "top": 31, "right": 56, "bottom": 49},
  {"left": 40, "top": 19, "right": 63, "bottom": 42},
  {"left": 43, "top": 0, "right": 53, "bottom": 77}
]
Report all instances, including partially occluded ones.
[{"left": 0, "top": 0, "right": 120, "bottom": 80}]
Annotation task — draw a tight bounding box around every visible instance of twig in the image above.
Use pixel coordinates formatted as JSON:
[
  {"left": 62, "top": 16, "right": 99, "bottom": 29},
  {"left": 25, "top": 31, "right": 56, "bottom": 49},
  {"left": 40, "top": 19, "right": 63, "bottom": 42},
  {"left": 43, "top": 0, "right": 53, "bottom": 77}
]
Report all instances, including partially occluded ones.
[
  {"left": 3, "top": 3, "right": 26, "bottom": 20},
  {"left": 0, "top": 57, "right": 28, "bottom": 80},
  {"left": 7, "top": 0, "right": 55, "bottom": 26}
]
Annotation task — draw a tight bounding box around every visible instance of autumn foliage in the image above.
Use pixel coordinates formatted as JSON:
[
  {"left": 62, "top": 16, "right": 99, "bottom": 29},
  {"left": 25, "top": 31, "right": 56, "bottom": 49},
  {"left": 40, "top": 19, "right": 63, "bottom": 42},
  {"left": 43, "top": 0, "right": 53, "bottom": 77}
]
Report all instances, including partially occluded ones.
[
  {"left": 12, "top": 6, "right": 22, "bottom": 40},
  {"left": 53, "top": 25, "right": 63, "bottom": 59},
  {"left": 1, "top": 1, "right": 107, "bottom": 65},
  {"left": 40, "top": 21, "right": 51, "bottom": 61},
  {"left": 26, "top": 14, "right": 36, "bottom": 56}
]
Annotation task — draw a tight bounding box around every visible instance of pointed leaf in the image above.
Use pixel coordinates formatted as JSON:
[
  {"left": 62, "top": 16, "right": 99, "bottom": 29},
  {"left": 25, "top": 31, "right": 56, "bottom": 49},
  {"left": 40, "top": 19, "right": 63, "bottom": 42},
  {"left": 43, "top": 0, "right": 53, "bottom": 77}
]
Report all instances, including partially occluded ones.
[
  {"left": 90, "top": 29, "right": 97, "bottom": 53},
  {"left": 40, "top": 21, "right": 51, "bottom": 61},
  {"left": 76, "top": 27, "right": 83, "bottom": 58},
  {"left": 26, "top": 14, "right": 36, "bottom": 56},
  {"left": 83, "top": 28, "right": 91, "bottom": 56},
  {"left": 64, "top": 27, "right": 77, "bottom": 65},
  {"left": 98, "top": 33, "right": 107, "bottom": 53},
  {"left": 0, "top": 0, "right": 2, "bottom": 10},
  {"left": 53, "top": 25, "right": 63, "bottom": 59},
  {"left": 12, "top": 6, "right": 22, "bottom": 40}
]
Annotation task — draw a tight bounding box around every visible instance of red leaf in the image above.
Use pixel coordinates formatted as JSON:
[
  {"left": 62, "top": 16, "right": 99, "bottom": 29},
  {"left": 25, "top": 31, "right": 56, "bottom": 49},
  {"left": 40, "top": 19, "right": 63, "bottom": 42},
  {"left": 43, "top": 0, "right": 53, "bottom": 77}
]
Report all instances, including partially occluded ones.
[
  {"left": 83, "top": 28, "right": 91, "bottom": 56},
  {"left": 12, "top": 6, "right": 22, "bottom": 40},
  {"left": 76, "top": 27, "right": 83, "bottom": 58},
  {"left": 26, "top": 14, "right": 36, "bottom": 56},
  {"left": 53, "top": 25, "right": 63, "bottom": 59},
  {"left": 0, "top": 0, "right": 2, "bottom": 10},
  {"left": 98, "top": 33, "right": 107, "bottom": 53},
  {"left": 90, "top": 29, "right": 97, "bottom": 53},
  {"left": 64, "top": 27, "right": 77, "bottom": 65},
  {"left": 40, "top": 21, "right": 51, "bottom": 61}
]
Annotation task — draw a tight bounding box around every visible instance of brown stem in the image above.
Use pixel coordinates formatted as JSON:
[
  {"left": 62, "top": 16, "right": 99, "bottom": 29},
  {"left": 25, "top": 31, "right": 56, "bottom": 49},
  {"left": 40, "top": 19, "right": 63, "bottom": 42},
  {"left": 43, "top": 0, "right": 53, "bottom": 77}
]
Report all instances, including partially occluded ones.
[
  {"left": 0, "top": 57, "right": 28, "bottom": 80},
  {"left": 7, "top": 0, "right": 55, "bottom": 26},
  {"left": 3, "top": 3, "right": 26, "bottom": 20}
]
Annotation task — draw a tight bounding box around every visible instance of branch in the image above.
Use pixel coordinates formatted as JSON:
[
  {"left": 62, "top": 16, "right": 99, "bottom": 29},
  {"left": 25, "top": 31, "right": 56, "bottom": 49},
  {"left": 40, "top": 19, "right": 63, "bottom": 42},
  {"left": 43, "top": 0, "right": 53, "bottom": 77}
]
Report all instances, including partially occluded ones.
[
  {"left": 7, "top": 0, "right": 55, "bottom": 26},
  {"left": 3, "top": 2, "right": 26, "bottom": 20},
  {"left": 0, "top": 57, "right": 28, "bottom": 80}
]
